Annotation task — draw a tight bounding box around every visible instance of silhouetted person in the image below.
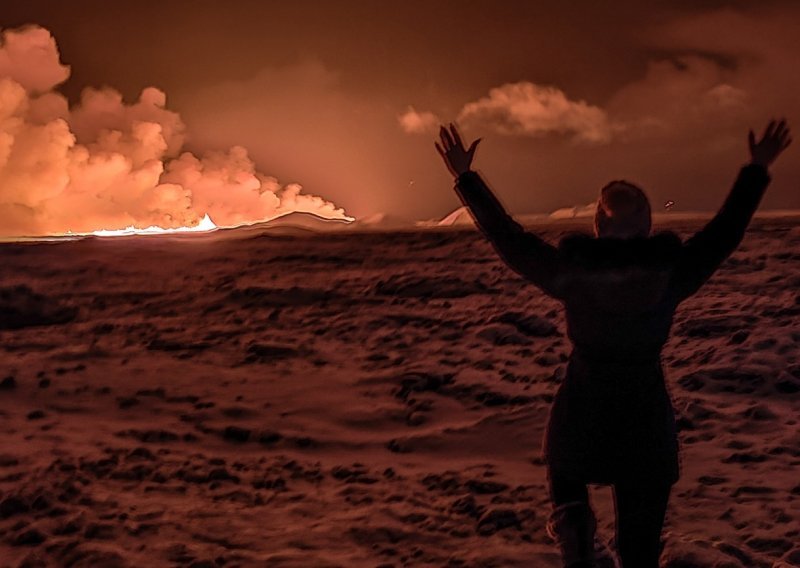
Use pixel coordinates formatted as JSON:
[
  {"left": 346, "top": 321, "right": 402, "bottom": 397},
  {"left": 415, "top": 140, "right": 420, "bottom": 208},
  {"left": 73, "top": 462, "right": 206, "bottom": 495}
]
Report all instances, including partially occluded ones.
[{"left": 435, "top": 120, "right": 791, "bottom": 568}]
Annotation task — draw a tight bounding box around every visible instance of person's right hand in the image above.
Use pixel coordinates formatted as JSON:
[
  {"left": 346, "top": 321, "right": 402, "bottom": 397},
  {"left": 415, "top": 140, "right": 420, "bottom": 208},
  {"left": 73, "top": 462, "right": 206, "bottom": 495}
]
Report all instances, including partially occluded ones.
[
  {"left": 749, "top": 119, "right": 792, "bottom": 168},
  {"left": 435, "top": 123, "right": 480, "bottom": 178}
]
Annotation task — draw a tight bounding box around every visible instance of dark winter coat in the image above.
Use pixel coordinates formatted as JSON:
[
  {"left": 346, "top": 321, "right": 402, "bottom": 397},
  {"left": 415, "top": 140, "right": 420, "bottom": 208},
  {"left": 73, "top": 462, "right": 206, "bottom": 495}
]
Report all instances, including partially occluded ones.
[{"left": 453, "top": 165, "right": 770, "bottom": 485}]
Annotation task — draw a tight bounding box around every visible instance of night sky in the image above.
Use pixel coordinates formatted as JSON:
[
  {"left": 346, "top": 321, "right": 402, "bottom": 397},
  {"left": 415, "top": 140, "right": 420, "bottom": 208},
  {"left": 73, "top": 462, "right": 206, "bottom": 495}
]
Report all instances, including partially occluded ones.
[{"left": 3, "top": 0, "right": 799, "bottom": 221}]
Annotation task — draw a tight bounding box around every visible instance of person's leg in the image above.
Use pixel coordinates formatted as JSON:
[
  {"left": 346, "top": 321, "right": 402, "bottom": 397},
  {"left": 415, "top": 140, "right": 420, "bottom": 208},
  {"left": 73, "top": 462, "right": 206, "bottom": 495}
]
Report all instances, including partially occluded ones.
[
  {"left": 547, "top": 470, "right": 596, "bottom": 568},
  {"left": 613, "top": 480, "right": 672, "bottom": 568},
  {"left": 549, "top": 473, "right": 590, "bottom": 505}
]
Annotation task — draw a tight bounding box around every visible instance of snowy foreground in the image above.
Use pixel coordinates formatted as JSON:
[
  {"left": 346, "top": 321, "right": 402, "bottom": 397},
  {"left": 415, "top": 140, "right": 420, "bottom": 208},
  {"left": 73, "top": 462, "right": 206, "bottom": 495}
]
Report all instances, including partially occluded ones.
[{"left": 0, "top": 218, "right": 798, "bottom": 567}]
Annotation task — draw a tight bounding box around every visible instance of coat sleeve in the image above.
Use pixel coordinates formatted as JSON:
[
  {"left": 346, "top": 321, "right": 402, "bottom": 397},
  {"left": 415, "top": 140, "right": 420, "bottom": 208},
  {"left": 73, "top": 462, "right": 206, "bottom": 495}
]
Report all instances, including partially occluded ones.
[
  {"left": 453, "top": 170, "right": 562, "bottom": 297},
  {"left": 670, "top": 164, "right": 771, "bottom": 301}
]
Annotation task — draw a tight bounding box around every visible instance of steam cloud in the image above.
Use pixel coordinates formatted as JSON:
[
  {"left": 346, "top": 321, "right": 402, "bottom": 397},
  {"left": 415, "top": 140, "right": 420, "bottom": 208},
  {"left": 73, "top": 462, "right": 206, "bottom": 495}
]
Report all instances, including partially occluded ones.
[
  {"left": 398, "top": 107, "right": 440, "bottom": 134},
  {"left": 0, "top": 25, "right": 350, "bottom": 236},
  {"left": 405, "top": 53, "right": 754, "bottom": 151},
  {"left": 458, "top": 82, "right": 613, "bottom": 144}
]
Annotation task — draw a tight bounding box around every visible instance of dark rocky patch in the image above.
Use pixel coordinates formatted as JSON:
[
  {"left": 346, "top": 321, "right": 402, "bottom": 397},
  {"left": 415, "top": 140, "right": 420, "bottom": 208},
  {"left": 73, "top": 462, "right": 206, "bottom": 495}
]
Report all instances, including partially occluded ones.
[
  {"left": 477, "top": 325, "right": 532, "bottom": 346},
  {"left": 465, "top": 480, "right": 509, "bottom": 495},
  {"left": 135, "top": 388, "right": 166, "bottom": 398},
  {"left": 116, "top": 429, "right": 180, "bottom": 443},
  {"left": 745, "top": 536, "right": 793, "bottom": 555},
  {"left": 731, "top": 485, "right": 776, "bottom": 498},
  {"left": 116, "top": 396, "right": 139, "bottom": 409},
  {"left": 0, "top": 495, "right": 29, "bottom": 518},
  {"left": 775, "top": 379, "right": 800, "bottom": 394},
  {"left": 244, "top": 342, "right": 301, "bottom": 363},
  {"left": 722, "top": 452, "right": 767, "bottom": 464},
  {"left": 258, "top": 430, "right": 283, "bottom": 445},
  {"left": 0, "top": 375, "right": 17, "bottom": 390},
  {"left": 147, "top": 338, "right": 211, "bottom": 353},
  {"left": 698, "top": 475, "right": 728, "bottom": 486},
  {"left": 0, "top": 285, "right": 77, "bottom": 330},
  {"left": 12, "top": 528, "right": 47, "bottom": 546},
  {"left": 222, "top": 426, "right": 251, "bottom": 443},
  {"left": 477, "top": 508, "right": 521, "bottom": 535},
  {"left": 230, "top": 286, "right": 339, "bottom": 308},
  {"left": 495, "top": 311, "right": 559, "bottom": 337},
  {"left": 374, "top": 274, "right": 494, "bottom": 299},
  {"left": 394, "top": 372, "right": 455, "bottom": 401},
  {"left": 450, "top": 495, "right": 484, "bottom": 518},
  {"left": 84, "top": 522, "right": 116, "bottom": 540},
  {"left": 676, "top": 315, "right": 757, "bottom": 338},
  {"left": 331, "top": 464, "right": 378, "bottom": 484},
  {"left": 677, "top": 367, "right": 771, "bottom": 395}
]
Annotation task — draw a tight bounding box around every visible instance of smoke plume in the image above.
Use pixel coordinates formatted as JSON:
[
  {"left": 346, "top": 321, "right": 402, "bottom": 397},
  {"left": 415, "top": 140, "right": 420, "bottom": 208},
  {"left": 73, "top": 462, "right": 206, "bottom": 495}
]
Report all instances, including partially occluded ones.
[
  {"left": 0, "top": 25, "right": 350, "bottom": 236},
  {"left": 458, "top": 82, "right": 613, "bottom": 144},
  {"left": 398, "top": 107, "right": 440, "bottom": 134}
]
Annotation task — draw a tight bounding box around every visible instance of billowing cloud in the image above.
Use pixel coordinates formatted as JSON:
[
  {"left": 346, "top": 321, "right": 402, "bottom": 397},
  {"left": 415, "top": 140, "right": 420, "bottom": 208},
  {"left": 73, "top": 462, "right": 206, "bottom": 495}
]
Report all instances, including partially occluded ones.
[
  {"left": 408, "top": 50, "right": 754, "bottom": 156},
  {"left": 451, "top": 64, "right": 749, "bottom": 146},
  {"left": 0, "top": 25, "right": 350, "bottom": 237},
  {"left": 176, "top": 60, "right": 444, "bottom": 220},
  {"left": 457, "top": 82, "right": 613, "bottom": 144},
  {"left": 398, "top": 106, "right": 440, "bottom": 134},
  {"left": 0, "top": 26, "right": 70, "bottom": 93},
  {"left": 606, "top": 56, "right": 749, "bottom": 142}
]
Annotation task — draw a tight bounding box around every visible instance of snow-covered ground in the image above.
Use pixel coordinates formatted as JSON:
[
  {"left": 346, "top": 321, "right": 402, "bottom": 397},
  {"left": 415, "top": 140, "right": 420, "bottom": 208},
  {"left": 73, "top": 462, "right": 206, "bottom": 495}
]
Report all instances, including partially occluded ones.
[{"left": 0, "top": 218, "right": 798, "bottom": 567}]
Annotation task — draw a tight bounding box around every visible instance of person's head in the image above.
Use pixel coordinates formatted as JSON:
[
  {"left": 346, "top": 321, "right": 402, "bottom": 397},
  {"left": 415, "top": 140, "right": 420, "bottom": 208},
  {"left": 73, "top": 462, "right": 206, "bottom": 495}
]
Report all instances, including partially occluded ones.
[{"left": 593, "top": 180, "right": 652, "bottom": 239}]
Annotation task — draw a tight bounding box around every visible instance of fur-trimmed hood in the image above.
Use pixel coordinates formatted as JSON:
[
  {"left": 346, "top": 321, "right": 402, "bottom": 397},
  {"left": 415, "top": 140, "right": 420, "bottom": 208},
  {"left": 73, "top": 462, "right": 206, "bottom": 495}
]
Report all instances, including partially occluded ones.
[
  {"left": 553, "top": 231, "right": 683, "bottom": 313},
  {"left": 557, "top": 231, "right": 682, "bottom": 269}
]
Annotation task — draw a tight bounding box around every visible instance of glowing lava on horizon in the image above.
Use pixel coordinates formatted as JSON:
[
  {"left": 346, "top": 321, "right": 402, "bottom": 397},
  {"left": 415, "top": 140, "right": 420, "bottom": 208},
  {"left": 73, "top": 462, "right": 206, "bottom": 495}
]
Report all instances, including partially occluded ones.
[
  {"left": 0, "top": 26, "right": 352, "bottom": 238},
  {"left": 87, "top": 214, "right": 218, "bottom": 237}
]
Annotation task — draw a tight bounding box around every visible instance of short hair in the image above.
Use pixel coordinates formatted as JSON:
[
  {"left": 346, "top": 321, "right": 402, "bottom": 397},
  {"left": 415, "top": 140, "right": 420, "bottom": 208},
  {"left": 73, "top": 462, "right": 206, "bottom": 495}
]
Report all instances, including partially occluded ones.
[{"left": 594, "top": 180, "right": 652, "bottom": 238}]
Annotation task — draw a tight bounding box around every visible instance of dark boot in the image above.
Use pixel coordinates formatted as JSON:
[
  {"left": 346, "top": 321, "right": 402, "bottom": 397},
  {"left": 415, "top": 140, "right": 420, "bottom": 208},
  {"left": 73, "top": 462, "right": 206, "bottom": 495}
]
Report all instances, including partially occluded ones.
[{"left": 546, "top": 500, "right": 598, "bottom": 568}]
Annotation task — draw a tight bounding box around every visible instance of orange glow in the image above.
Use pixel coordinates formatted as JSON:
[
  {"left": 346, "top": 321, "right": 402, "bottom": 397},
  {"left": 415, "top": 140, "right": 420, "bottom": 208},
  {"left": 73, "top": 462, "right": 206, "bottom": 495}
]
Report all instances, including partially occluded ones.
[
  {"left": 0, "top": 27, "right": 351, "bottom": 238},
  {"left": 85, "top": 213, "right": 217, "bottom": 237}
]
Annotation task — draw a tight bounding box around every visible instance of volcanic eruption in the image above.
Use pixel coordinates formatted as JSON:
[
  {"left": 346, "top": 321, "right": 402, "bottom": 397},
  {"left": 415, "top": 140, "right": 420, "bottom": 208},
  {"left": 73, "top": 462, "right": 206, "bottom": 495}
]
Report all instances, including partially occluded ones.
[{"left": 0, "top": 25, "right": 352, "bottom": 238}]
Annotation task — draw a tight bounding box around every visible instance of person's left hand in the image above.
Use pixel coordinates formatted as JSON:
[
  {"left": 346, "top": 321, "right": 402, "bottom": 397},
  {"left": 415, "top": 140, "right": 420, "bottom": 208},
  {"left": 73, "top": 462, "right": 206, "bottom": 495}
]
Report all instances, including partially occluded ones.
[
  {"left": 749, "top": 119, "right": 792, "bottom": 168},
  {"left": 435, "top": 123, "right": 480, "bottom": 178}
]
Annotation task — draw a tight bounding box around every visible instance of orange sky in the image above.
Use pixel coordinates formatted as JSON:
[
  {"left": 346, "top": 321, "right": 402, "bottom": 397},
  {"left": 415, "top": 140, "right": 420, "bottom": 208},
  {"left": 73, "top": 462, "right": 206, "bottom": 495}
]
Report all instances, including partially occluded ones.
[{"left": 3, "top": 0, "right": 799, "bottom": 221}]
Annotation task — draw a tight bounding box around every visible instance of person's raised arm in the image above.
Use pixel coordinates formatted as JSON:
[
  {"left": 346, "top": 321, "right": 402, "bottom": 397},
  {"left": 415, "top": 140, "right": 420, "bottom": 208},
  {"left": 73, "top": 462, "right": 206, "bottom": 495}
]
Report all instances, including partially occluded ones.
[
  {"left": 671, "top": 119, "right": 792, "bottom": 301},
  {"left": 435, "top": 124, "right": 561, "bottom": 297}
]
